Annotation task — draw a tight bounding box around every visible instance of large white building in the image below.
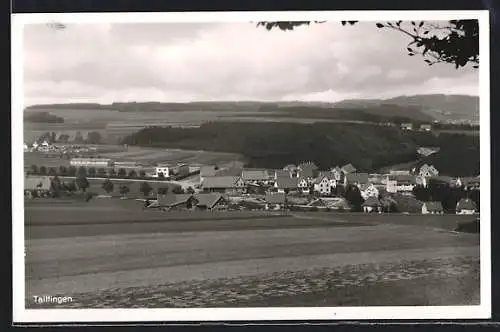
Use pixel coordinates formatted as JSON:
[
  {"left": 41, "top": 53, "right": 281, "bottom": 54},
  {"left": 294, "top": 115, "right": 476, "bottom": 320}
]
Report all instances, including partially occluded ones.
[{"left": 70, "top": 158, "right": 113, "bottom": 167}]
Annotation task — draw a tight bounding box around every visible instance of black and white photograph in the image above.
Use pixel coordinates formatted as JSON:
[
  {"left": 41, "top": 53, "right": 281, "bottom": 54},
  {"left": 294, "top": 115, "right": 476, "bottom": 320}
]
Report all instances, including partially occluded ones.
[{"left": 12, "top": 10, "right": 490, "bottom": 322}]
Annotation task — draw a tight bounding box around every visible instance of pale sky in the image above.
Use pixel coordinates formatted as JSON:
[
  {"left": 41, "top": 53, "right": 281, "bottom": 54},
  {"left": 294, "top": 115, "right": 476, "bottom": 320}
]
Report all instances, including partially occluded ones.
[{"left": 23, "top": 21, "right": 479, "bottom": 106}]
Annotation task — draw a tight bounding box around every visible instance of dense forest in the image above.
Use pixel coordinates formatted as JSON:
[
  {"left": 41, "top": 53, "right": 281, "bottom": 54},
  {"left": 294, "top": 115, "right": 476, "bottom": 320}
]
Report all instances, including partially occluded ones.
[
  {"left": 122, "top": 122, "right": 479, "bottom": 175},
  {"left": 24, "top": 111, "right": 64, "bottom": 123}
]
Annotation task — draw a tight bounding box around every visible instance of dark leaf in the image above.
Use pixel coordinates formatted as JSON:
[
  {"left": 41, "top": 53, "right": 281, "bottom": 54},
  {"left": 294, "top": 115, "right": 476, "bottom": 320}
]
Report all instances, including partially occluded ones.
[
  {"left": 408, "top": 53, "right": 415, "bottom": 56},
  {"left": 407, "top": 47, "right": 413, "bottom": 52},
  {"left": 397, "top": 20, "right": 402, "bottom": 26},
  {"left": 419, "top": 21, "right": 424, "bottom": 27},
  {"left": 376, "top": 23, "right": 384, "bottom": 28},
  {"left": 411, "top": 21, "right": 416, "bottom": 25},
  {"left": 473, "top": 65, "right": 479, "bottom": 68},
  {"left": 423, "top": 30, "right": 429, "bottom": 35},
  {"left": 341, "top": 21, "right": 347, "bottom": 26}
]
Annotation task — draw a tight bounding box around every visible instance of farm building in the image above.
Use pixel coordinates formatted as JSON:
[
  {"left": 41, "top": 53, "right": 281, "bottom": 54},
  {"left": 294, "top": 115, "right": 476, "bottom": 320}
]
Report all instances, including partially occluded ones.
[
  {"left": 265, "top": 192, "right": 286, "bottom": 210},
  {"left": 241, "top": 169, "right": 271, "bottom": 184},
  {"left": 421, "top": 201, "right": 444, "bottom": 214},
  {"left": 201, "top": 176, "right": 245, "bottom": 194},
  {"left": 153, "top": 165, "right": 170, "bottom": 178},
  {"left": 297, "top": 177, "right": 310, "bottom": 194},
  {"left": 156, "top": 194, "right": 198, "bottom": 211},
  {"left": 456, "top": 198, "right": 477, "bottom": 215},
  {"left": 313, "top": 173, "right": 337, "bottom": 196},
  {"left": 362, "top": 196, "right": 382, "bottom": 213},
  {"left": 70, "top": 158, "right": 113, "bottom": 168},
  {"left": 194, "top": 193, "right": 227, "bottom": 210}
]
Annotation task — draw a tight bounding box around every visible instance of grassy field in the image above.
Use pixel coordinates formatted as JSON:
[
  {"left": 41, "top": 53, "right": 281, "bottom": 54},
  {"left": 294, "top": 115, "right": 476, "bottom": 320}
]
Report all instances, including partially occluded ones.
[
  {"left": 24, "top": 145, "right": 243, "bottom": 170},
  {"left": 24, "top": 198, "right": 480, "bottom": 308}
]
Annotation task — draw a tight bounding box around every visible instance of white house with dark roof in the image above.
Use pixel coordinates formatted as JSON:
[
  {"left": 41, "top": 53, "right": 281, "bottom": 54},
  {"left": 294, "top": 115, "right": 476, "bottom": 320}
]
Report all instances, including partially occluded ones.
[{"left": 297, "top": 177, "right": 310, "bottom": 194}]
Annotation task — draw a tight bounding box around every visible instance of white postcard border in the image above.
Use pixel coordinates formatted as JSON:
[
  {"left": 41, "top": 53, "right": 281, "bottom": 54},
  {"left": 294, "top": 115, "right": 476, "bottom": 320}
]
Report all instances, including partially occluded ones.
[{"left": 12, "top": 10, "right": 491, "bottom": 323}]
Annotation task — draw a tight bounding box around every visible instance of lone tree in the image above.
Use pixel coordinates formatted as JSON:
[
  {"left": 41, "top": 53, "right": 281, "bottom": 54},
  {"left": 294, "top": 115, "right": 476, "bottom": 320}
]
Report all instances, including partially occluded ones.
[
  {"left": 68, "top": 166, "right": 77, "bottom": 176},
  {"left": 77, "top": 166, "right": 87, "bottom": 177},
  {"left": 48, "top": 167, "right": 57, "bottom": 176},
  {"left": 39, "top": 166, "right": 47, "bottom": 175},
  {"left": 66, "top": 180, "right": 77, "bottom": 193},
  {"left": 101, "top": 178, "right": 114, "bottom": 194},
  {"left": 88, "top": 167, "right": 97, "bottom": 177},
  {"left": 139, "top": 170, "right": 147, "bottom": 179},
  {"left": 59, "top": 166, "right": 68, "bottom": 176},
  {"left": 50, "top": 176, "right": 62, "bottom": 197},
  {"left": 257, "top": 19, "right": 479, "bottom": 69},
  {"left": 128, "top": 170, "right": 138, "bottom": 179},
  {"left": 140, "top": 181, "right": 153, "bottom": 197},
  {"left": 30, "top": 165, "right": 38, "bottom": 175},
  {"left": 119, "top": 184, "right": 130, "bottom": 197}
]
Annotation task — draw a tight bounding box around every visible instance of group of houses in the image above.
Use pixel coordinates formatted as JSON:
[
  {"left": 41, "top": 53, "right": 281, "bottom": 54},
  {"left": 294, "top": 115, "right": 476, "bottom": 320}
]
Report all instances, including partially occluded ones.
[{"left": 401, "top": 123, "right": 433, "bottom": 132}]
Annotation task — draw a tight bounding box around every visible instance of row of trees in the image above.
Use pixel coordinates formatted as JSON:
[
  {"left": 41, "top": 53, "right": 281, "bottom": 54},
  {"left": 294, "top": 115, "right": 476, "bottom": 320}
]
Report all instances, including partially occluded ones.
[{"left": 27, "top": 164, "right": 166, "bottom": 180}]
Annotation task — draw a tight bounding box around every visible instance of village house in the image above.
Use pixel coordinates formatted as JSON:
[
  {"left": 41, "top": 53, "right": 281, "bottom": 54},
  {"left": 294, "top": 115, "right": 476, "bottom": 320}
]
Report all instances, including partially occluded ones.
[
  {"left": 456, "top": 198, "right": 477, "bottom": 215},
  {"left": 297, "top": 177, "right": 310, "bottom": 194},
  {"left": 344, "top": 172, "right": 369, "bottom": 188},
  {"left": 265, "top": 192, "right": 286, "bottom": 210},
  {"left": 362, "top": 196, "right": 382, "bottom": 213},
  {"left": 201, "top": 176, "right": 245, "bottom": 194},
  {"left": 418, "top": 164, "right": 439, "bottom": 178},
  {"left": 420, "top": 124, "right": 432, "bottom": 132},
  {"left": 24, "top": 175, "right": 53, "bottom": 198},
  {"left": 360, "top": 183, "right": 380, "bottom": 200},
  {"left": 274, "top": 176, "right": 299, "bottom": 193},
  {"left": 401, "top": 123, "right": 413, "bottom": 131},
  {"left": 386, "top": 174, "right": 417, "bottom": 194},
  {"left": 421, "top": 201, "right": 444, "bottom": 214},
  {"left": 313, "top": 172, "right": 337, "bottom": 196}
]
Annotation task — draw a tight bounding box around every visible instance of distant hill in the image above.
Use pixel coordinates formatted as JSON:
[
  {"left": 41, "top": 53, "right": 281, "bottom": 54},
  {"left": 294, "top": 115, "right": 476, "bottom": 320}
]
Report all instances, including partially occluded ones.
[
  {"left": 333, "top": 94, "right": 479, "bottom": 124},
  {"left": 25, "top": 94, "right": 479, "bottom": 124}
]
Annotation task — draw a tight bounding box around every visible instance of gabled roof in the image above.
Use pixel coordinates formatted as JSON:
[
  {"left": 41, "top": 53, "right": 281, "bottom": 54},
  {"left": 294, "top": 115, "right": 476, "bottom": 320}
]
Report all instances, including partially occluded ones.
[
  {"left": 200, "top": 165, "right": 216, "bottom": 177},
  {"left": 362, "top": 196, "right": 381, "bottom": 207},
  {"left": 313, "top": 172, "right": 335, "bottom": 184},
  {"left": 456, "top": 198, "right": 477, "bottom": 211},
  {"left": 215, "top": 167, "right": 242, "bottom": 176},
  {"left": 25, "top": 176, "right": 52, "bottom": 191},
  {"left": 388, "top": 174, "right": 417, "bottom": 184},
  {"left": 341, "top": 163, "right": 357, "bottom": 174},
  {"left": 194, "top": 193, "right": 225, "bottom": 209},
  {"left": 423, "top": 201, "right": 444, "bottom": 212},
  {"left": 275, "top": 177, "right": 299, "bottom": 189},
  {"left": 241, "top": 169, "right": 269, "bottom": 181},
  {"left": 275, "top": 170, "right": 291, "bottom": 178},
  {"left": 157, "top": 194, "right": 195, "bottom": 207},
  {"left": 202, "top": 176, "right": 242, "bottom": 189},
  {"left": 265, "top": 192, "right": 286, "bottom": 204},
  {"left": 345, "top": 172, "right": 369, "bottom": 184}
]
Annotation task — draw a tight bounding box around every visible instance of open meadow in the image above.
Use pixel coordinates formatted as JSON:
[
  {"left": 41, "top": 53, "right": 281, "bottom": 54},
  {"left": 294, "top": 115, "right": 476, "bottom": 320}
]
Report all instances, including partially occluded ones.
[{"left": 25, "top": 198, "right": 480, "bottom": 308}]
